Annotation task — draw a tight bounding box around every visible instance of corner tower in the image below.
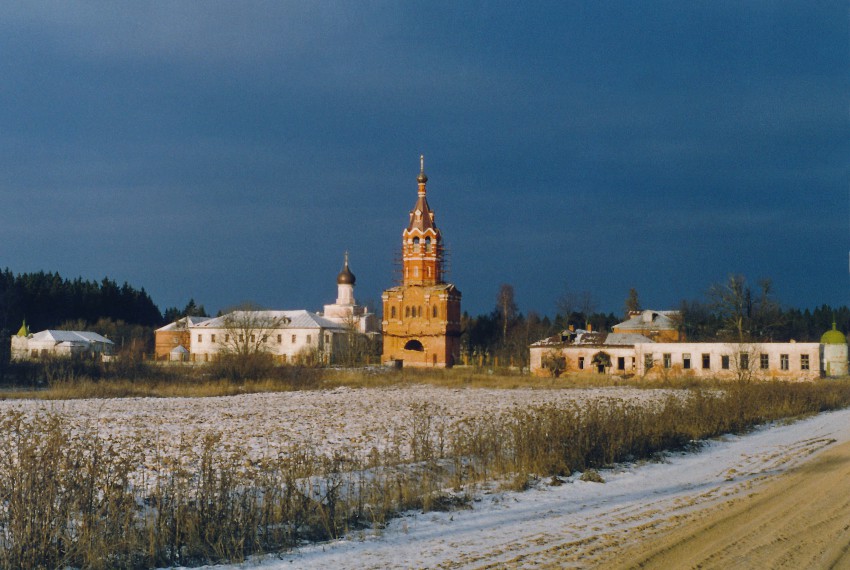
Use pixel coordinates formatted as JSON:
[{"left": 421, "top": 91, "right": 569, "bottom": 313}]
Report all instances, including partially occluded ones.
[{"left": 382, "top": 157, "right": 461, "bottom": 367}]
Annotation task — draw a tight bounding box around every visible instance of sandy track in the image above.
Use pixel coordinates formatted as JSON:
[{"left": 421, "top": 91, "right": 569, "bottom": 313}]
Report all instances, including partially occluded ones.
[
  {"left": 602, "top": 438, "right": 850, "bottom": 570},
  {"left": 284, "top": 410, "right": 850, "bottom": 570}
]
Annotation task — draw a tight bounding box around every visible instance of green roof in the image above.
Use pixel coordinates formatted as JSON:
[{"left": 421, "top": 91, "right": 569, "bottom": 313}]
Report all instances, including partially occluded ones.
[
  {"left": 15, "top": 320, "right": 29, "bottom": 337},
  {"left": 821, "top": 322, "right": 847, "bottom": 345}
]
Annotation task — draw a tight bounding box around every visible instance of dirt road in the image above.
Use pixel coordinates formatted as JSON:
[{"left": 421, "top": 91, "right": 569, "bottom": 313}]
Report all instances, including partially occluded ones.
[{"left": 602, "top": 438, "right": 850, "bottom": 569}]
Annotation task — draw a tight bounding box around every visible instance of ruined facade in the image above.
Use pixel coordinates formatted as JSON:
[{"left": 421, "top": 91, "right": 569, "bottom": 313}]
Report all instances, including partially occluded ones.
[{"left": 382, "top": 157, "right": 461, "bottom": 367}]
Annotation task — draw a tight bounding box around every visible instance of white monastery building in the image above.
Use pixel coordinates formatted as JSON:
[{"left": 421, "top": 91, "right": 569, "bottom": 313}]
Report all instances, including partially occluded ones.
[{"left": 154, "top": 254, "right": 377, "bottom": 363}]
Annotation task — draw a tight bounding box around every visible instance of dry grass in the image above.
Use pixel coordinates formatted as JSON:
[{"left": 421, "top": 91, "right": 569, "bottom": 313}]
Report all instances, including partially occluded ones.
[
  {"left": 2, "top": 359, "right": 827, "bottom": 400},
  {"left": 2, "top": 379, "right": 849, "bottom": 568}
]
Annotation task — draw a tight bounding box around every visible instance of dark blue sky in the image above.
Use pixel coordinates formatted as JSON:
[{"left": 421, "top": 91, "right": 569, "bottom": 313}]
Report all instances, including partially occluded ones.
[{"left": 0, "top": 2, "right": 846, "bottom": 318}]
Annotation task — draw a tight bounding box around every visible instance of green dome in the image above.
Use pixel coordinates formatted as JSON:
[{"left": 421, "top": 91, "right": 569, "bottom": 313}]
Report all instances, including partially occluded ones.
[{"left": 821, "top": 322, "right": 847, "bottom": 345}]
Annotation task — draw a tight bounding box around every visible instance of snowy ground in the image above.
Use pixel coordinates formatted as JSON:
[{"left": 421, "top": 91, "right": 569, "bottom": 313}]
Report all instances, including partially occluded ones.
[
  {"left": 0, "top": 385, "right": 673, "bottom": 465},
  {"left": 5, "top": 386, "right": 844, "bottom": 568},
  {"left": 196, "top": 407, "right": 850, "bottom": 569}
]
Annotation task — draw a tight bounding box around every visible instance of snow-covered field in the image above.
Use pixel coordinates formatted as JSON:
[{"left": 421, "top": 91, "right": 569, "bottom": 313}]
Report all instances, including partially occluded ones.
[
  {"left": 210, "top": 407, "right": 850, "bottom": 569},
  {"left": 5, "top": 385, "right": 844, "bottom": 568},
  {"left": 0, "top": 385, "right": 673, "bottom": 465}
]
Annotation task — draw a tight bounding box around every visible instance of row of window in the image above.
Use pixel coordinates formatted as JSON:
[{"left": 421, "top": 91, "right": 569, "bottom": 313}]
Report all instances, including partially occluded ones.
[
  {"left": 390, "top": 305, "right": 440, "bottom": 319},
  {"left": 196, "top": 333, "right": 330, "bottom": 345},
  {"left": 405, "top": 266, "right": 435, "bottom": 278},
  {"left": 409, "top": 236, "right": 433, "bottom": 252},
  {"left": 574, "top": 353, "right": 813, "bottom": 372},
  {"left": 644, "top": 353, "right": 809, "bottom": 371}
]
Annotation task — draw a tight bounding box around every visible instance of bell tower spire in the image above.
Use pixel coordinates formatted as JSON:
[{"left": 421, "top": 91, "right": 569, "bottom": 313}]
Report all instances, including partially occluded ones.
[
  {"left": 403, "top": 155, "right": 442, "bottom": 286},
  {"left": 417, "top": 154, "right": 428, "bottom": 196}
]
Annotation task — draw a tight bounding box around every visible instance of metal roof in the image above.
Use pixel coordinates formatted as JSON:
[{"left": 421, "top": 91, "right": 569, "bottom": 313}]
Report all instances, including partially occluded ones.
[
  {"left": 192, "top": 310, "right": 346, "bottom": 331},
  {"left": 31, "top": 330, "right": 114, "bottom": 344}
]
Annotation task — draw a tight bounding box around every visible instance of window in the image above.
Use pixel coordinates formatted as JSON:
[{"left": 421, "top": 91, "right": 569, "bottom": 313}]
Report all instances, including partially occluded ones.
[
  {"left": 683, "top": 353, "right": 691, "bottom": 370},
  {"left": 801, "top": 354, "right": 810, "bottom": 370},
  {"left": 721, "top": 355, "right": 730, "bottom": 370},
  {"left": 413, "top": 237, "right": 420, "bottom": 250},
  {"left": 405, "top": 306, "right": 410, "bottom": 318},
  {"left": 211, "top": 334, "right": 216, "bottom": 343},
  {"left": 291, "top": 335, "right": 296, "bottom": 344},
  {"left": 760, "top": 354, "right": 769, "bottom": 370},
  {"left": 617, "top": 356, "right": 625, "bottom": 370},
  {"left": 250, "top": 335, "right": 256, "bottom": 343},
  {"left": 261, "top": 335, "right": 268, "bottom": 343},
  {"left": 425, "top": 236, "right": 432, "bottom": 252},
  {"left": 391, "top": 306, "right": 397, "bottom": 318},
  {"left": 663, "top": 353, "right": 672, "bottom": 368},
  {"left": 239, "top": 334, "right": 244, "bottom": 342},
  {"left": 277, "top": 334, "right": 282, "bottom": 343},
  {"left": 780, "top": 354, "right": 789, "bottom": 370},
  {"left": 702, "top": 354, "right": 710, "bottom": 369},
  {"left": 306, "top": 335, "right": 311, "bottom": 345},
  {"left": 418, "top": 306, "right": 423, "bottom": 317},
  {"left": 578, "top": 356, "right": 585, "bottom": 370},
  {"left": 198, "top": 334, "right": 203, "bottom": 343},
  {"left": 432, "top": 305, "right": 438, "bottom": 318},
  {"left": 413, "top": 267, "right": 419, "bottom": 277},
  {"left": 644, "top": 354, "right": 654, "bottom": 370},
  {"left": 739, "top": 353, "right": 749, "bottom": 370},
  {"left": 325, "top": 334, "right": 330, "bottom": 344},
  {"left": 225, "top": 334, "right": 230, "bottom": 343}
]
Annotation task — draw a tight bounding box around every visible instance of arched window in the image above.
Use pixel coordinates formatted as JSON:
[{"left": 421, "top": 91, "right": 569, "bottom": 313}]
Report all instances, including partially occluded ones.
[
  {"left": 425, "top": 237, "right": 432, "bottom": 252},
  {"left": 418, "top": 306, "right": 423, "bottom": 317},
  {"left": 391, "top": 306, "right": 397, "bottom": 318},
  {"left": 413, "top": 237, "right": 420, "bottom": 251},
  {"left": 405, "top": 306, "right": 410, "bottom": 318},
  {"left": 432, "top": 305, "right": 438, "bottom": 318}
]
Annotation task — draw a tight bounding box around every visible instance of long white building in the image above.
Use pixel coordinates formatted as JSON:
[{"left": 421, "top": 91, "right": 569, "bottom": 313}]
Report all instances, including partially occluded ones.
[
  {"left": 155, "top": 254, "right": 377, "bottom": 363},
  {"left": 187, "top": 309, "right": 347, "bottom": 363},
  {"left": 530, "top": 314, "right": 848, "bottom": 380}
]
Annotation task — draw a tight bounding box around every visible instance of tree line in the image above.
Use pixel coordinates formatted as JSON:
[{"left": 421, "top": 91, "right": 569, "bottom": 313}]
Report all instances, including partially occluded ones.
[{"left": 0, "top": 269, "right": 162, "bottom": 333}]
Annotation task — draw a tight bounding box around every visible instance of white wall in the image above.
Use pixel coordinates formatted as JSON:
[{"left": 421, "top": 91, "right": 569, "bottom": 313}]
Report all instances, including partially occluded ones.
[
  {"left": 189, "top": 326, "right": 335, "bottom": 363},
  {"left": 531, "top": 342, "right": 825, "bottom": 380}
]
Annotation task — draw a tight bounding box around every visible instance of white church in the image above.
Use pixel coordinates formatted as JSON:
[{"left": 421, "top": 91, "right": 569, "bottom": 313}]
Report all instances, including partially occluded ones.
[{"left": 155, "top": 254, "right": 378, "bottom": 363}]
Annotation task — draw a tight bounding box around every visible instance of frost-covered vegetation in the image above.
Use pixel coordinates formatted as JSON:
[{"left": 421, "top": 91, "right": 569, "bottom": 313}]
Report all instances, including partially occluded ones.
[{"left": 1, "top": 380, "right": 849, "bottom": 568}]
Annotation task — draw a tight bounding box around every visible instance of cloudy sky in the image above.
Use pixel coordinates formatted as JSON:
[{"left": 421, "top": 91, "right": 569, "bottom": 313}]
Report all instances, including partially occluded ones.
[{"left": 0, "top": 2, "right": 846, "bottom": 317}]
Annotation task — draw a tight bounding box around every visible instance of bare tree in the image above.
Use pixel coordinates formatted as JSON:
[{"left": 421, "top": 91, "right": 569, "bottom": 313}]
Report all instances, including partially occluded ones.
[
  {"left": 710, "top": 275, "right": 781, "bottom": 342},
  {"left": 556, "top": 288, "right": 596, "bottom": 323},
  {"left": 496, "top": 284, "right": 518, "bottom": 345},
  {"left": 710, "top": 275, "right": 749, "bottom": 342},
  {"left": 210, "top": 305, "right": 291, "bottom": 380},
  {"left": 217, "top": 307, "right": 290, "bottom": 357},
  {"left": 341, "top": 312, "right": 364, "bottom": 366}
]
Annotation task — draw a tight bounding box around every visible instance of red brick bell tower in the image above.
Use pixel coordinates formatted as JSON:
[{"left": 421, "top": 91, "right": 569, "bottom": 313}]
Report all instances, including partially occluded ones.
[{"left": 381, "top": 156, "right": 462, "bottom": 367}]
